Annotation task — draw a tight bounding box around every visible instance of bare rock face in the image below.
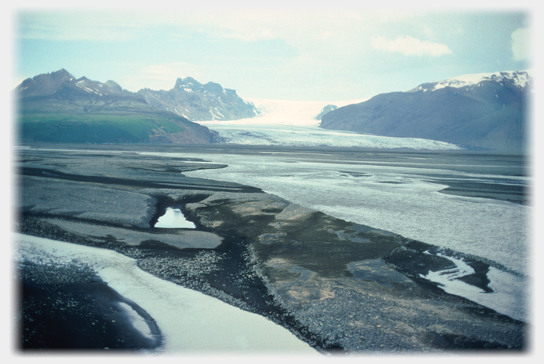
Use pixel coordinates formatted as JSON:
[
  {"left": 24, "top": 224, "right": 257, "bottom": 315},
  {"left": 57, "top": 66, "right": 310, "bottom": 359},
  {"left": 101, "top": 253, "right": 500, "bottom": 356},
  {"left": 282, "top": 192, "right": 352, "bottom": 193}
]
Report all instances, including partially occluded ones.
[
  {"left": 138, "top": 76, "right": 260, "bottom": 121},
  {"left": 15, "top": 69, "right": 218, "bottom": 144},
  {"left": 315, "top": 104, "right": 337, "bottom": 120}
]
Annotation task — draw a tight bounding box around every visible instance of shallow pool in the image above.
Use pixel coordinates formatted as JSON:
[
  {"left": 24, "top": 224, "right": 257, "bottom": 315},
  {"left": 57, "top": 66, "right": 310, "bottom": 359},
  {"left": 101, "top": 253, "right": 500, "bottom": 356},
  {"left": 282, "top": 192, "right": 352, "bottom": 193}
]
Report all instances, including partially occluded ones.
[{"left": 154, "top": 207, "right": 196, "bottom": 229}]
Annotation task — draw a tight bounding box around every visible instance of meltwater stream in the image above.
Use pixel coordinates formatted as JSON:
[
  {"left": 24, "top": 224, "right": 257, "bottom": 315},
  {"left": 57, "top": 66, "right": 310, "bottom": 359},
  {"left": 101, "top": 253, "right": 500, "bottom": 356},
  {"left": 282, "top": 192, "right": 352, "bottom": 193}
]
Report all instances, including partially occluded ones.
[
  {"left": 16, "top": 234, "right": 318, "bottom": 353},
  {"left": 177, "top": 150, "right": 530, "bottom": 322}
]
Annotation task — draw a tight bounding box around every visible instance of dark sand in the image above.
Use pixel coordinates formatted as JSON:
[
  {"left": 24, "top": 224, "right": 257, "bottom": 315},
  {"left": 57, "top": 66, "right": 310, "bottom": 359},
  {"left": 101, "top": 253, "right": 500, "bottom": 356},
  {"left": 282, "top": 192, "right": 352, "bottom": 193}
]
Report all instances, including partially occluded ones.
[
  {"left": 14, "top": 144, "right": 528, "bottom": 353},
  {"left": 17, "top": 260, "right": 161, "bottom": 350}
]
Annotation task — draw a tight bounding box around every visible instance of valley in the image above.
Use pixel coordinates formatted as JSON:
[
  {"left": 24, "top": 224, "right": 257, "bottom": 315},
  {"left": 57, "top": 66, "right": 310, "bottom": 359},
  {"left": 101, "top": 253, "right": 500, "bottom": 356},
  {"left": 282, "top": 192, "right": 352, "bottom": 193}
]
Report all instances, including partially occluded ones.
[{"left": 15, "top": 144, "right": 529, "bottom": 352}]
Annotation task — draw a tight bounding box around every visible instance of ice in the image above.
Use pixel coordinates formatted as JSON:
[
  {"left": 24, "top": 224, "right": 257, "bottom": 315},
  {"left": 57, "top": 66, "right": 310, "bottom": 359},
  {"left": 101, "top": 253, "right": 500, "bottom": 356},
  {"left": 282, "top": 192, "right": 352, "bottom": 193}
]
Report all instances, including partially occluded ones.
[
  {"left": 200, "top": 97, "right": 366, "bottom": 127},
  {"left": 154, "top": 207, "right": 196, "bottom": 229},
  {"left": 15, "top": 233, "right": 318, "bottom": 353},
  {"left": 204, "top": 124, "right": 461, "bottom": 150},
  {"left": 199, "top": 98, "right": 461, "bottom": 150}
]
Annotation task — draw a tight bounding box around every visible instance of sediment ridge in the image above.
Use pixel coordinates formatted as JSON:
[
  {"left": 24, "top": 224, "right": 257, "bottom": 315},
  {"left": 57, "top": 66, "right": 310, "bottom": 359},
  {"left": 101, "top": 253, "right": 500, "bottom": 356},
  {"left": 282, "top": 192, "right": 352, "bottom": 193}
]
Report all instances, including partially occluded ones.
[{"left": 15, "top": 145, "right": 526, "bottom": 352}]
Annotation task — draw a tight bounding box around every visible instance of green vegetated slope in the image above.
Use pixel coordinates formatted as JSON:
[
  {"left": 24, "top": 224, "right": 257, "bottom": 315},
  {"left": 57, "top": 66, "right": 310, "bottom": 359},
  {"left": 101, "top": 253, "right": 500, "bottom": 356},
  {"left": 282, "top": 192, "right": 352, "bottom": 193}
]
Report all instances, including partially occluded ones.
[
  {"left": 15, "top": 69, "right": 219, "bottom": 144},
  {"left": 18, "top": 113, "right": 195, "bottom": 143}
]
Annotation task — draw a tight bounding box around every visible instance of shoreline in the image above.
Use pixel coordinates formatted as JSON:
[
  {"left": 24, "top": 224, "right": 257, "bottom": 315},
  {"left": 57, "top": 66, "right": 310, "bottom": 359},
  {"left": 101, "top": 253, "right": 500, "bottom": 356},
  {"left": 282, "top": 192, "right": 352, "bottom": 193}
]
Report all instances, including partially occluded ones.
[
  {"left": 16, "top": 250, "right": 163, "bottom": 351},
  {"left": 14, "top": 145, "right": 528, "bottom": 352},
  {"left": 15, "top": 233, "right": 319, "bottom": 353}
]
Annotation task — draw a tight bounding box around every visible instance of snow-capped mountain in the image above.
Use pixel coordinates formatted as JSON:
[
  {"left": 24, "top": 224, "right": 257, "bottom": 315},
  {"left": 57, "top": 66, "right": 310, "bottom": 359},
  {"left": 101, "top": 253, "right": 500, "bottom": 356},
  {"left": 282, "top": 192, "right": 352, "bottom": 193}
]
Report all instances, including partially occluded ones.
[
  {"left": 320, "top": 70, "right": 532, "bottom": 153},
  {"left": 137, "top": 77, "right": 260, "bottom": 121},
  {"left": 411, "top": 70, "right": 532, "bottom": 92}
]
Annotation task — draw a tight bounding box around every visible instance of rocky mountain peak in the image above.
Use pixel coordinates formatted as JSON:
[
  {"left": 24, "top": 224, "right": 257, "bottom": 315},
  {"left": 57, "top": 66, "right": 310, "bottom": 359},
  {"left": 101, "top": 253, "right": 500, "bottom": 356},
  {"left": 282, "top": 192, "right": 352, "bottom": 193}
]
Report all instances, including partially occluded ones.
[
  {"left": 104, "top": 80, "right": 123, "bottom": 94},
  {"left": 139, "top": 76, "right": 259, "bottom": 121},
  {"left": 16, "top": 69, "right": 76, "bottom": 97},
  {"left": 175, "top": 77, "right": 201, "bottom": 90},
  {"left": 203, "top": 82, "right": 224, "bottom": 94},
  {"left": 16, "top": 69, "right": 219, "bottom": 145},
  {"left": 321, "top": 70, "right": 531, "bottom": 153},
  {"left": 410, "top": 70, "right": 532, "bottom": 93}
]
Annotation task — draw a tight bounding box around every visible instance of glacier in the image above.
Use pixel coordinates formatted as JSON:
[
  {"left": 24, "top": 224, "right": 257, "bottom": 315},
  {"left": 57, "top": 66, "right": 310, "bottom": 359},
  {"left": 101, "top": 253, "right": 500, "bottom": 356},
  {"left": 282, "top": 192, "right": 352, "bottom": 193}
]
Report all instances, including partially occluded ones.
[{"left": 201, "top": 98, "right": 462, "bottom": 150}]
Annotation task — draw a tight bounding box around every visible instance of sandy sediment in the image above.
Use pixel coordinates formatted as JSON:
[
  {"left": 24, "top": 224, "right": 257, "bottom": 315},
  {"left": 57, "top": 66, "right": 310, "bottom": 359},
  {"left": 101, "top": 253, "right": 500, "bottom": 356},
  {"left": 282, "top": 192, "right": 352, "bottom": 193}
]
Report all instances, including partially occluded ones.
[{"left": 14, "top": 145, "right": 527, "bottom": 353}]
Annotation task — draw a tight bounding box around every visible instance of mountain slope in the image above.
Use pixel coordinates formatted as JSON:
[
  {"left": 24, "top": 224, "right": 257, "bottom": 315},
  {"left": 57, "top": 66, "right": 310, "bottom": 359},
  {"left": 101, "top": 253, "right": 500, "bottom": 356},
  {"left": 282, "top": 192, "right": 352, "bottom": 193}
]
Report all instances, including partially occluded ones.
[
  {"left": 320, "top": 71, "right": 532, "bottom": 153},
  {"left": 137, "top": 77, "right": 260, "bottom": 121},
  {"left": 15, "top": 69, "right": 218, "bottom": 144},
  {"left": 314, "top": 104, "right": 338, "bottom": 120}
]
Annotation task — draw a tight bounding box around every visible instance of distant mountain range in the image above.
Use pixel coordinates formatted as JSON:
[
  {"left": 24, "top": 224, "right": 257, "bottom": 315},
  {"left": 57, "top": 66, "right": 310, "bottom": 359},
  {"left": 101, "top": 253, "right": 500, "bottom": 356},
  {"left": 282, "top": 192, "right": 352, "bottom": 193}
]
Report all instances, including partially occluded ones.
[
  {"left": 320, "top": 71, "right": 532, "bottom": 153},
  {"left": 15, "top": 69, "right": 257, "bottom": 144},
  {"left": 16, "top": 68, "right": 532, "bottom": 151},
  {"left": 138, "top": 77, "right": 260, "bottom": 121}
]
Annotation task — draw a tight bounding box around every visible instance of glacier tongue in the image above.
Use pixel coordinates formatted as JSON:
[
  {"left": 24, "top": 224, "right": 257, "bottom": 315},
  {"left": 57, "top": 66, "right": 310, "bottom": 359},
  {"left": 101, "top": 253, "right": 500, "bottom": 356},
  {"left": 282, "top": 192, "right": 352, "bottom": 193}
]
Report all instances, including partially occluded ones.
[{"left": 200, "top": 98, "right": 461, "bottom": 150}]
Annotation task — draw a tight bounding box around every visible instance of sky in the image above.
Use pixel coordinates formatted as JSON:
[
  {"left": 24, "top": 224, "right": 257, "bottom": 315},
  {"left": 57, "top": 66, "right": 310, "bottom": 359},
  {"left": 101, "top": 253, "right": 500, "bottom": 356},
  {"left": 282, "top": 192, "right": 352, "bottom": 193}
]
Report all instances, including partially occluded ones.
[{"left": 11, "top": 2, "right": 535, "bottom": 102}]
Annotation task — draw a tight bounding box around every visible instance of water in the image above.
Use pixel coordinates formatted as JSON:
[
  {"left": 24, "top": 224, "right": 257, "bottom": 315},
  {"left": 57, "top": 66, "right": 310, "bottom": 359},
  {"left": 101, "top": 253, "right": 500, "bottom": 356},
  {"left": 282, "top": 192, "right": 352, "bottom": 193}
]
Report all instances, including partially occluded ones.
[
  {"left": 15, "top": 234, "right": 318, "bottom": 353},
  {"left": 154, "top": 207, "right": 196, "bottom": 229},
  {"left": 177, "top": 149, "right": 530, "bottom": 321},
  {"left": 20, "top": 144, "right": 531, "bottom": 322},
  {"left": 179, "top": 151, "right": 528, "bottom": 272}
]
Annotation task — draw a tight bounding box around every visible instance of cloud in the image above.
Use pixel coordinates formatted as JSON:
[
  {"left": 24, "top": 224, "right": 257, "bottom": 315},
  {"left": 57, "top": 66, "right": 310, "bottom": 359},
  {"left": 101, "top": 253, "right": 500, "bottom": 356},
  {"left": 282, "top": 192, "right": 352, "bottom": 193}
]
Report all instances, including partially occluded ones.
[
  {"left": 371, "top": 36, "right": 452, "bottom": 57},
  {"left": 511, "top": 28, "right": 530, "bottom": 61}
]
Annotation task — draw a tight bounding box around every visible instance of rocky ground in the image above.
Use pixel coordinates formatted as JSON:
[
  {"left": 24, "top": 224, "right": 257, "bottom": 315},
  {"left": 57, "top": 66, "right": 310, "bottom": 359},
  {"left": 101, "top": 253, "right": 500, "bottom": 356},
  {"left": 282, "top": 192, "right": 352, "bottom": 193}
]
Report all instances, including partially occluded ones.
[{"left": 14, "top": 144, "right": 527, "bottom": 353}]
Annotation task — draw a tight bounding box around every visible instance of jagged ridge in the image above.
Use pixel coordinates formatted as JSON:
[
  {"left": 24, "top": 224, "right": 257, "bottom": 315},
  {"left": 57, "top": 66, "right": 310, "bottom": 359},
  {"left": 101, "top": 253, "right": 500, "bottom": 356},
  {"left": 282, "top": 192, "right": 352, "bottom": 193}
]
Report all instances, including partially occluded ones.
[
  {"left": 15, "top": 69, "right": 218, "bottom": 144},
  {"left": 137, "top": 77, "right": 260, "bottom": 121}
]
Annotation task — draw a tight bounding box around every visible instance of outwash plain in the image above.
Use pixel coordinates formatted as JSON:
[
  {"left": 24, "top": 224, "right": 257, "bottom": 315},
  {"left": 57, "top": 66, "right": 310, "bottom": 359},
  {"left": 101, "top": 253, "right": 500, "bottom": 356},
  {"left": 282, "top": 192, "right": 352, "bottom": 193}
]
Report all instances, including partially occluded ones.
[{"left": 15, "top": 143, "right": 526, "bottom": 353}]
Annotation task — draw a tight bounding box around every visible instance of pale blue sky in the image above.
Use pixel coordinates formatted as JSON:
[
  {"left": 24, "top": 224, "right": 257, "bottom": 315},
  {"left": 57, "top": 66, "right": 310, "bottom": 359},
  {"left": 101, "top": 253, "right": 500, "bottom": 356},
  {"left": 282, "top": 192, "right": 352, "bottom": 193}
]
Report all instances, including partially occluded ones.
[{"left": 13, "top": 4, "right": 533, "bottom": 101}]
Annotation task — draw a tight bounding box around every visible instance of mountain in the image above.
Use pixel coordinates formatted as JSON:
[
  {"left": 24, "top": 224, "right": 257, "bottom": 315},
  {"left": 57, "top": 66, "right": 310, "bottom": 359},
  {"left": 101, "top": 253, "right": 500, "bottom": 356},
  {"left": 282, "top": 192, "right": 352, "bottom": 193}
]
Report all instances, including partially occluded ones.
[
  {"left": 314, "top": 104, "right": 337, "bottom": 120},
  {"left": 15, "top": 69, "right": 219, "bottom": 144},
  {"left": 320, "top": 71, "right": 532, "bottom": 153},
  {"left": 137, "top": 77, "right": 260, "bottom": 121}
]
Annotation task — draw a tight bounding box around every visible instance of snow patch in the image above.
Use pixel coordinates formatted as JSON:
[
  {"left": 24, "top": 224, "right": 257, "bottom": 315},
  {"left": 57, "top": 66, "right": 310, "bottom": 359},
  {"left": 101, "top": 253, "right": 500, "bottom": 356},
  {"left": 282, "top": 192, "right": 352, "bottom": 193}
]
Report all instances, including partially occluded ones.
[
  {"left": 430, "top": 70, "right": 531, "bottom": 91},
  {"left": 419, "top": 251, "right": 482, "bottom": 294}
]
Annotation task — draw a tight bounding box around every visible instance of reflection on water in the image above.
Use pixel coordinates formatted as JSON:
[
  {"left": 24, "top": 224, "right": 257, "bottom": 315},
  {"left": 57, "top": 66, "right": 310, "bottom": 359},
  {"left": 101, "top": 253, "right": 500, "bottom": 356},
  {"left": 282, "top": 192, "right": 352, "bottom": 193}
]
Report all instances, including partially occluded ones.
[{"left": 155, "top": 207, "right": 196, "bottom": 229}]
